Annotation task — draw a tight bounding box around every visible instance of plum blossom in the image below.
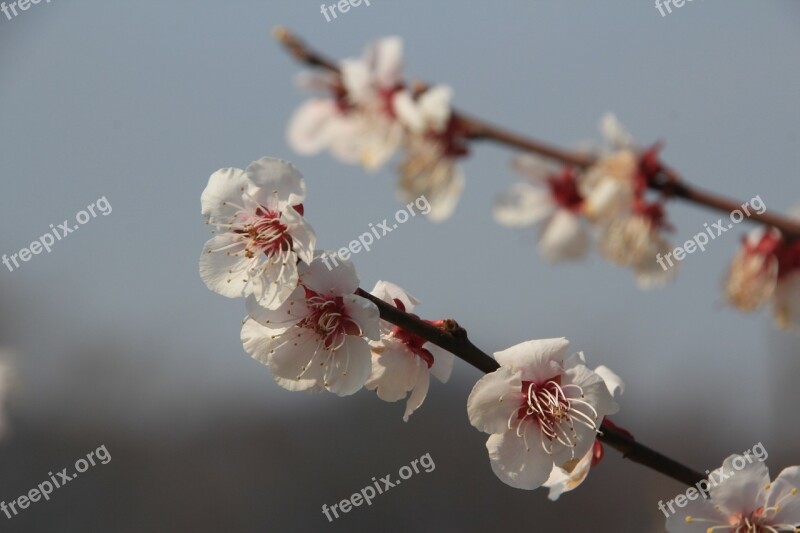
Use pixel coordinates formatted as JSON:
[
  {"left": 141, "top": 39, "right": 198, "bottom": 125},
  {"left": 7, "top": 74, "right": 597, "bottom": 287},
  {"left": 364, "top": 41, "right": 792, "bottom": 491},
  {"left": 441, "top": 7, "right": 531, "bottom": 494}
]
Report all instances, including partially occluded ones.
[
  {"left": 467, "top": 338, "right": 618, "bottom": 490},
  {"left": 199, "top": 157, "right": 315, "bottom": 309},
  {"left": 493, "top": 113, "right": 675, "bottom": 283},
  {"left": 725, "top": 223, "right": 800, "bottom": 330},
  {"left": 287, "top": 37, "right": 406, "bottom": 171},
  {"left": 542, "top": 365, "right": 624, "bottom": 500},
  {"left": 240, "top": 251, "right": 379, "bottom": 396},
  {"left": 394, "top": 85, "right": 469, "bottom": 221},
  {"left": 493, "top": 155, "right": 590, "bottom": 261},
  {"left": 364, "top": 281, "right": 454, "bottom": 421},
  {"left": 572, "top": 115, "right": 678, "bottom": 287},
  {"left": 666, "top": 455, "right": 800, "bottom": 532},
  {"left": 599, "top": 201, "right": 677, "bottom": 288},
  {"left": 580, "top": 113, "right": 642, "bottom": 221}
]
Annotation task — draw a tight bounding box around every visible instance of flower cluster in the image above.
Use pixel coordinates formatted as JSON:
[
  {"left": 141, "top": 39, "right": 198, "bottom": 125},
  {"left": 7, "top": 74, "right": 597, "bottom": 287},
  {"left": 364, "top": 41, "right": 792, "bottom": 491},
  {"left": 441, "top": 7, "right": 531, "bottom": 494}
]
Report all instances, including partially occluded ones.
[
  {"left": 494, "top": 114, "right": 676, "bottom": 288},
  {"left": 200, "top": 157, "right": 623, "bottom": 494},
  {"left": 282, "top": 33, "right": 800, "bottom": 332},
  {"left": 287, "top": 37, "right": 470, "bottom": 222},
  {"left": 201, "top": 157, "right": 452, "bottom": 417},
  {"left": 725, "top": 223, "right": 800, "bottom": 330}
]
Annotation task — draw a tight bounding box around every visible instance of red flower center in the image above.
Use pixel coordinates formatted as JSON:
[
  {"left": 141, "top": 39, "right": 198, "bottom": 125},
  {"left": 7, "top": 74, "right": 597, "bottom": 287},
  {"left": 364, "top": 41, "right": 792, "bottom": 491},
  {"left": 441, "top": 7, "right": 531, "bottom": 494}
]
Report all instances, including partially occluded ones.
[
  {"left": 244, "top": 208, "right": 292, "bottom": 257},
  {"left": 515, "top": 377, "right": 598, "bottom": 453},
  {"left": 300, "top": 289, "right": 362, "bottom": 350},
  {"left": 547, "top": 168, "right": 583, "bottom": 211}
]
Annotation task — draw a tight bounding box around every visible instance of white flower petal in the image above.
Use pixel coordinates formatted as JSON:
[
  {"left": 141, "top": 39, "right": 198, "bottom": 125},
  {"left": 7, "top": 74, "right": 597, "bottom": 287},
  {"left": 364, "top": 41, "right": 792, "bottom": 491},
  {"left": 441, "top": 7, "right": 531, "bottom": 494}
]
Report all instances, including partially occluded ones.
[
  {"left": 245, "top": 157, "right": 307, "bottom": 206},
  {"left": 487, "top": 426, "right": 554, "bottom": 490},
  {"left": 302, "top": 251, "right": 360, "bottom": 296},
  {"left": 403, "top": 366, "right": 429, "bottom": 422},
  {"left": 240, "top": 319, "right": 278, "bottom": 365},
  {"left": 633, "top": 236, "right": 679, "bottom": 290},
  {"left": 325, "top": 117, "right": 369, "bottom": 165},
  {"left": 366, "top": 341, "right": 417, "bottom": 402},
  {"left": 770, "top": 466, "right": 800, "bottom": 525},
  {"left": 599, "top": 112, "right": 634, "bottom": 149},
  {"left": 543, "top": 447, "right": 594, "bottom": 501},
  {"left": 341, "top": 59, "right": 372, "bottom": 104},
  {"left": 287, "top": 99, "right": 340, "bottom": 155},
  {"left": 198, "top": 234, "right": 250, "bottom": 298},
  {"left": 416, "top": 85, "right": 453, "bottom": 133},
  {"left": 773, "top": 272, "right": 800, "bottom": 330},
  {"left": 370, "top": 280, "right": 420, "bottom": 312},
  {"left": 324, "top": 335, "right": 373, "bottom": 396},
  {"left": 537, "top": 209, "right": 589, "bottom": 262},
  {"left": 343, "top": 294, "right": 380, "bottom": 340},
  {"left": 267, "top": 328, "right": 324, "bottom": 392},
  {"left": 392, "top": 90, "right": 424, "bottom": 132},
  {"left": 427, "top": 343, "right": 454, "bottom": 383},
  {"left": 467, "top": 367, "right": 522, "bottom": 435},
  {"left": 582, "top": 177, "right": 630, "bottom": 221},
  {"left": 245, "top": 288, "right": 306, "bottom": 332},
  {"left": 423, "top": 161, "right": 465, "bottom": 222},
  {"left": 493, "top": 338, "right": 569, "bottom": 382},
  {"left": 593, "top": 365, "right": 625, "bottom": 397},
  {"left": 370, "top": 36, "right": 403, "bottom": 89},
  {"left": 201, "top": 167, "right": 249, "bottom": 220},
  {"left": 282, "top": 206, "right": 316, "bottom": 265},
  {"left": 493, "top": 183, "right": 555, "bottom": 228},
  {"left": 710, "top": 455, "right": 771, "bottom": 516},
  {"left": 253, "top": 252, "right": 301, "bottom": 310},
  {"left": 664, "top": 496, "right": 723, "bottom": 532},
  {"left": 567, "top": 363, "right": 619, "bottom": 419}
]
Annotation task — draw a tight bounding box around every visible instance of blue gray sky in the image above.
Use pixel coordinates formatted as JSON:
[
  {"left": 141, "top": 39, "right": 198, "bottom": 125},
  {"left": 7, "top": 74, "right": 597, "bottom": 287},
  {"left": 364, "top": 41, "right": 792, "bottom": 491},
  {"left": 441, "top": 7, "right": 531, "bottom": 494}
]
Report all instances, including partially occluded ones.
[{"left": 1, "top": 1, "right": 799, "bottom": 531}]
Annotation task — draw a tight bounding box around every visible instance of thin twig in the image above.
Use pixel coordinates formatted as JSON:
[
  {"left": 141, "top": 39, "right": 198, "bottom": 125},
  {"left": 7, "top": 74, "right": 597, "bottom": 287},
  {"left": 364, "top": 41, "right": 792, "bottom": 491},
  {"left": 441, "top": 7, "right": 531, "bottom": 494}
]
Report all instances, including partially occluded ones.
[
  {"left": 274, "top": 26, "right": 800, "bottom": 238},
  {"left": 356, "top": 288, "right": 705, "bottom": 487}
]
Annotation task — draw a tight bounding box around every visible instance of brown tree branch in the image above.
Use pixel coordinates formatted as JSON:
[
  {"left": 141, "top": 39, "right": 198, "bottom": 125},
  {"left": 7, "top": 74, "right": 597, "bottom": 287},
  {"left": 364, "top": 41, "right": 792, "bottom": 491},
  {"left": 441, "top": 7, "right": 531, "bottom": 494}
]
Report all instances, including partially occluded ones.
[
  {"left": 274, "top": 26, "right": 800, "bottom": 239},
  {"left": 356, "top": 288, "right": 706, "bottom": 487}
]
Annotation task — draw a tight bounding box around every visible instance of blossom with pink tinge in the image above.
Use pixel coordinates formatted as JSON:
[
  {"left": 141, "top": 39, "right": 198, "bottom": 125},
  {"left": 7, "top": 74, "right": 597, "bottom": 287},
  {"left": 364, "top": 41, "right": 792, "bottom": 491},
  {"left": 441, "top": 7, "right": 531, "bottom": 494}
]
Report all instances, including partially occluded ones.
[
  {"left": 240, "top": 252, "right": 379, "bottom": 396},
  {"left": 494, "top": 155, "right": 590, "bottom": 262},
  {"left": 725, "top": 223, "right": 800, "bottom": 330},
  {"left": 200, "top": 157, "right": 315, "bottom": 309},
  {"left": 364, "top": 281, "right": 454, "bottom": 421},
  {"left": 580, "top": 113, "right": 642, "bottom": 221},
  {"left": 467, "top": 338, "right": 618, "bottom": 490},
  {"left": 287, "top": 37, "right": 406, "bottom": 171},
  {"left": 394, "top": 85, "right": 469, "bottom": 221},
  {"left": 599, "top": 200, "right": 677, "bottom": 289}
]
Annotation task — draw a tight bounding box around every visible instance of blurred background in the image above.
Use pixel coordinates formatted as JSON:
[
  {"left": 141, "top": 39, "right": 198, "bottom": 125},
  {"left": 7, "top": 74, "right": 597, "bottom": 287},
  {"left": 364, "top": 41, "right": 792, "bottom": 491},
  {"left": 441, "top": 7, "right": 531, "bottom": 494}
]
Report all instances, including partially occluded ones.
[{"left": 1, "top": 1, "right": 798, "bottom": 531}]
